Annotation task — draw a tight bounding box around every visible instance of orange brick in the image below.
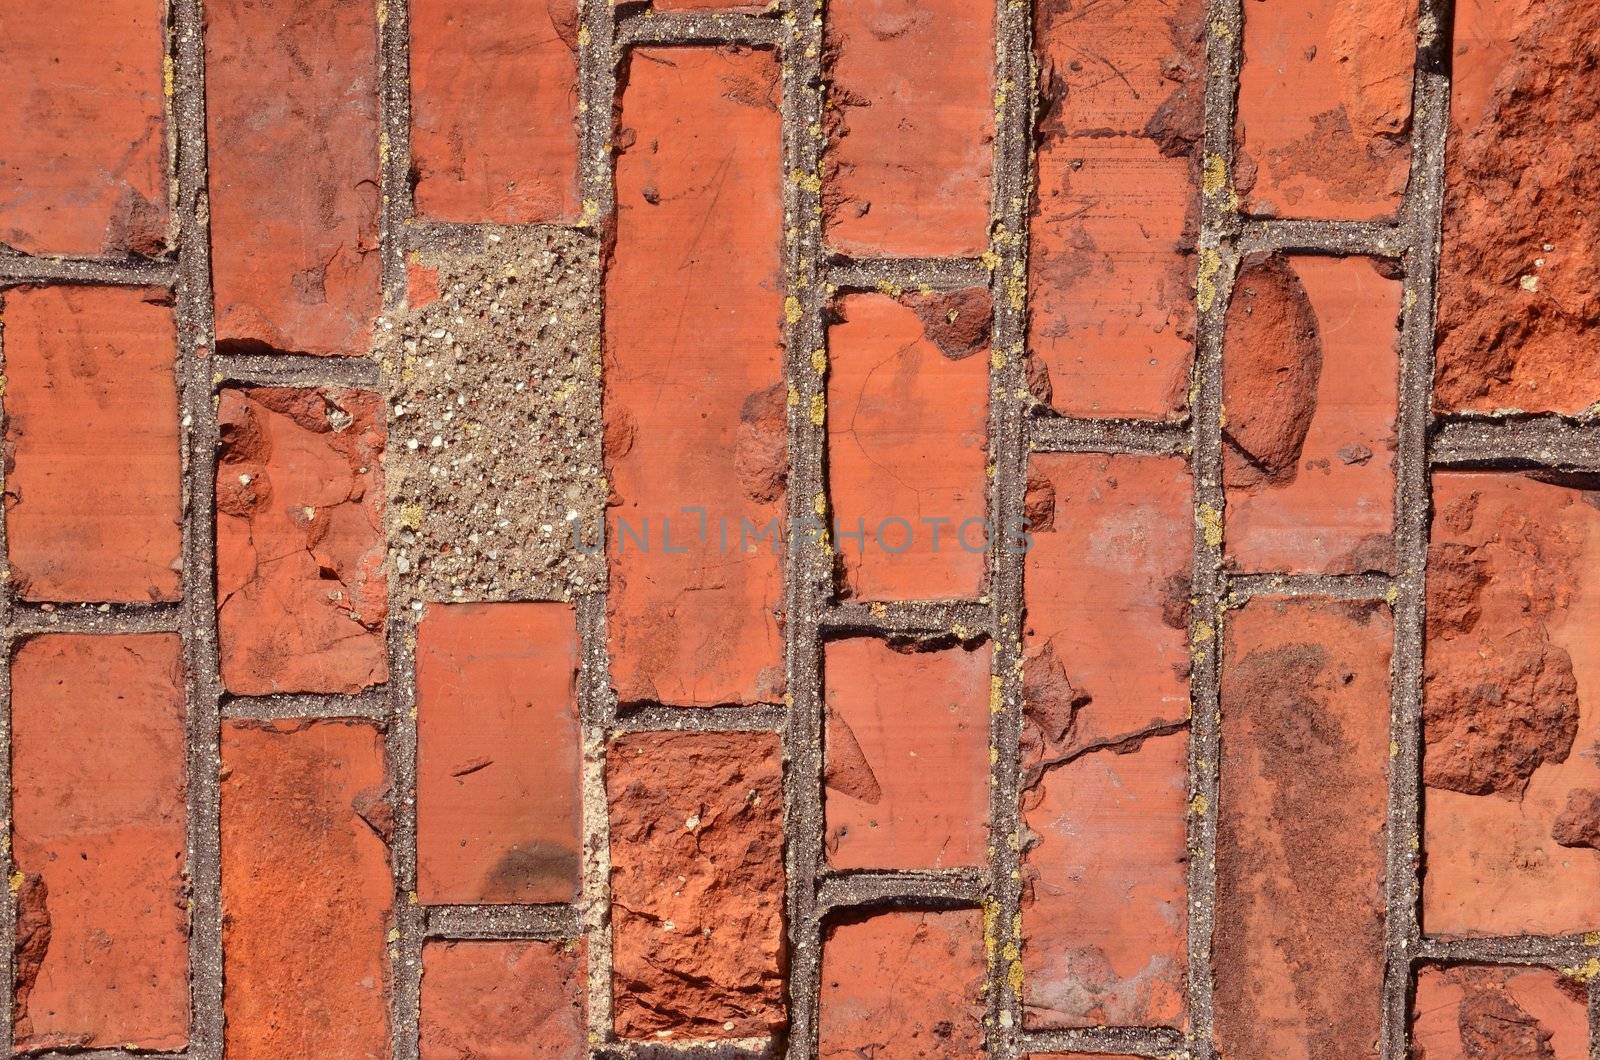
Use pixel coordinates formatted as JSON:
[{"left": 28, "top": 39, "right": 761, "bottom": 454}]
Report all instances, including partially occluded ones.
[
  {"left": 1412, "top": 965, "right": 1590, "bottom": 1058},
  {"left": 420, "top": 941, "right": 585, "bottom": 1058},
  {"left": 3, "top": 286, "right": 181, "bottom": 602}
]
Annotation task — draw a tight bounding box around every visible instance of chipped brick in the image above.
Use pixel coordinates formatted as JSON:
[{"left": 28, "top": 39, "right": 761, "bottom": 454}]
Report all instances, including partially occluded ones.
[
  {"left": 420, "top": 940, "right": 586, "bottom": 1058},
  {"left": 1413, "top": 965, "right": 1591, "bottom": 1059}
]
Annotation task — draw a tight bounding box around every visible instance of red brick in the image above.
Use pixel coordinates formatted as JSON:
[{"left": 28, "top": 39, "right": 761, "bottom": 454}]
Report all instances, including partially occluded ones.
[
  {"left": 206, "top": 0, "right": 382, "bottom": 357},
  {"left": 216, "top": 387, "right": 387, "bottom": 695},
  {"left": 1223, "top": 255, "right": 1401, "bottom": 574},
  {"left": 1423, "top": 473, "right": 1600, "bottom": 936},
  {"left": 607, "top": 731, "right": 785, "bottom": 1038},
  {"left": 1433, "top": 0, "right": 1600, "bottom": 414},
  {"left": 2, "top": 286, "right": 181, "bottom": 602},
  {"left": 1234, "top": 0, "right": 1415, "bottom": 219},
  {"left": 1412, "top": 965, "right": 1590, "bottom": 1059},
  {"left": 221, "top": 720, "right": 392, "bottom": 1058},
  {"left": 818, "top": 910, "right": 985, "bottom": 1058},
  {"left": 823, "top": 0, "right": 994, "bottom": 258},
  {"left": 823, "top": 638, "right": 990, "bottom": 870},
  {"left": 1029, "top": 0, "right": 1205, "bottom": 420},
  {"left": 0, "top": 0, "right": 168, "bottom": 257},
  {"left": 410, "top": 0, "right": 581, "bottom": 223},
  {"left": 827, "top": 291, "right": 989, "bottom": 601},
  {"left": 11, "top": 634, "right": 187, "bottom": 1052},
  {"left": 420, "top": 940, "right": 585, "bottom": 1059},
  {"left": 1021, "top": 453, "right": 1191, "bottom": 1030},
  {"left": 605, "top": 47, "right": 786, "bottom": 708},
  {"left": 1214, "top": 597, "right": 1392, "bottom": 1058},
  {"left": 416, "top": 602, "right": 581, "bottom": 904}
]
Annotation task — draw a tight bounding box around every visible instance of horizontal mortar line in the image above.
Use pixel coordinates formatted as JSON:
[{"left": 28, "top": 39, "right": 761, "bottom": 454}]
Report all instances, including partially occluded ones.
[
  {"left": 1029, "top": 415, "right": 1192, "bottom": 456},
  {"left": 815, "top": 868, "right": 986, "bottom": 913},
  {"left": 1431, "top": 415, "right": 1600, "bottom": 471},
  {"left": 1017, "top": 1026, "right": 1187, "bottom": 1058},
  {"left": 592, "top": 1037, "right": 778, "bottom": 1060},
  {"left": 424, "top": 902, "right": 581, "bottom": 940},
  {"left": 615, "top": 10, "right": 782, "bottom": 47},
  {"left": 823, "top": 256, "right": 991, "bottom": 292},
  {"left": 612, "top": 702, "right": 788, "bottom": 733},
  {"left": 1236, "top": 216, "right": 1405, "bottom": 258},
  {"left": 819, "top": 599, "right": 993, "bottom": 638},
  {"left": 221, "top": 689, "right": 390, "bottom": 722},
  {"left": 6, "top": 601, "right": 184, "bottom": 638},
  {"left": 1227, "top": 571, "right": 1393, "bottom": 602},
  {"left": 0, "top": 253, "right": 177, "bottom": 288},
  {"left": 404, "top": 218, "right": 595, "bottom": 251},
  {"left": 215, "top": 351, "right": 381, "bottom": 389},
  {"left": 1416, "top": 933, "right": 1597, "bottom": 965}
]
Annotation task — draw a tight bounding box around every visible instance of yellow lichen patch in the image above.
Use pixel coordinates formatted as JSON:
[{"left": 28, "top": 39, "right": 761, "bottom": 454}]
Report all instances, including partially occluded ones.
[
  {"left": 1196, "top": 247, "right": 1223, "bottom": 313},
  {"left": 811, "top": 348, "right": 827, "bottom": 375},
  {"left": 983, "top": 896, "right": 1001, "bottom": 960},
  {"left": 790, "top": 169, "right": 822, "bottom": 194},
  {"left": 874, "top": 278, "right": 903, "bottom": 297},
  {"left": 163, "top": 55, "right": 175, "bottom": 98},
  {"left": 990, "top": 675, "right": 1004, "bottom": 714},
  {"left": 399, "top": 503, "right": 423, "bottom": 531},
  {"left": 1198, "top": 503, "right": 1224, "bottom": 548},
  {"left": 784, "top": 295, "right": 803, "bottom": 324},
  {"left": 1190, "top": 793, "right": 1209, "bottom": 817},
  {"left": 788, "top": 385, "right": 800, "bottom": 408},
  {"left": 813, "top": 492, "right": 828, "bottom": 517},
  {"left": 1202, "top": 154, "right": 1227, "bottom": 198},
  {"left": 1562, "top": 957, "right": 1600, "bottom": 984},
  {"left": 809, "top": 392, "right": 826, "bottom": 426},
  {"left": 577, "top": 24, "right": 591, "bottom": 46},
  {"left": 980, "top": 248, "right": 1001, "bottom": 272}
]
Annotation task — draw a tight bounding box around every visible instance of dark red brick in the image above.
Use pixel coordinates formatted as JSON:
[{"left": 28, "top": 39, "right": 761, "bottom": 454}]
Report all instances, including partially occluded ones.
[
  {"left": 420, "top": 940, "right": 585, "bottom": 1059},
  {"left": 410, "top": 0, "right": 581, "bottom": 223},
  {"left": 11, "top": 634, "right": 187, "bottom": 1052},
  {"left": 3, "top": 286, "right": 181, "bottom": 602},
  {"left": 416, "top": 602, "right": 581, "bottom": 904},
  {"left": 605, "top": 47, "right": 786, "bottom": 708}
]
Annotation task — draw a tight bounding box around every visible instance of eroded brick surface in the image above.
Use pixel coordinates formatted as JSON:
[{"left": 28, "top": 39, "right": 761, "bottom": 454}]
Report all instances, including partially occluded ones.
[
  {"left": 217, "top": 387, "right": 387, "bottom": 695},
  {"left": 823, "top": 638, "right": 990, "bottom": 870},
  {"left": 827, "top": 291, "right": 989, "bottom": 601},
  {"left": 416, "top": 602, "right": 581, "bottom": 904},
  {"left": 206, "top": 0, "right": 382, "bottom": 356},
  {"left": 0, "top": 0, "right": 168, "bottom": 256},
  {"left": 607, "top": 731, "right": 785, "bottom": 1038},
  {"left": 420, "top": 941, "right": 585, "bottom": 1059},
  {"left": 818, "top": 910, "right": 986, "bottom": 1058},
  {"left": 410, "top": 0, "right": 581, "bottom": 223},
  {"left": 1223, "top": 254, "right": 1401, "bottom": 574},
  {"left": 1434, "top": 0, "right": 1600, "bottom": 414},
  {"left": 1029, "top": 0, "right": 1204, "bottom": 419},
  {"left": 3, "top": 286, "right": 181, "bottom": 602},
  {"left": 1423, "top": 473, "right": 1600, "bottom": 935},
  {"left": 220, "top": 720, "right": 393, "bottom": 1059},
  {"left": 1022, "top": 453, "right": 1191, "bottom": 1030},
  {"left": 1235, "top": 0, "right": 1416, "bottom": 219},
  {"left": 604, "top": 47, "right": 786, "bottom": 708},
  {"left": 823, "top": 0, "right": 994, "bottom": 258},
  {"left": 11, "top": 634, "right": 187, "bottom": 1052},
  {"left": 1214, "top": 598, "right": 1392, "bottom": 1059},
  {"left": 1412, "top": 966, "right": 1591, "bottom": 1059}
]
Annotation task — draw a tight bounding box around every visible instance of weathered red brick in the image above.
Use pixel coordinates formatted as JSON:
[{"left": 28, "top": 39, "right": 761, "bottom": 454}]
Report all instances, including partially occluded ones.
[
  {"left": 818, "top": 910, "right": 985, "bottom": 1058},
  {"left": 420, "top": 940, "right": 585, "bottom": 1059},
  {"left": 1234, "top": 0, "right": 1415, "bottom": 219},
  {"left": 1214, "top": 597, "right": 1392, "bottom": 1058},
  {"left": 221, "top": 720, "right": 392, "bottom": 1058},
  {"left": 1223, "top": 255, "right": 1401, "bottom": 574},
  {"left": 1423, "top": 473, "right": 1600, "bottom": 936},
  {"left": 1412, "top": 965, "right": 1591, "bottom": 1059},
  {"left": 823, "top": 0, "right": 994, "bottom": 258},
  {"left": 11, "top": 634, "right": 187, "bottom": 1052},
  {"left": 216, "top": 387, "right": 387, "bottom": 695},
  {"left": 1021, "top": 453, "right": 1191, "bottom": 1030},
  {"left": 823, "top": 638, "right": 990, "bottom": 870},
  {"left": 605, "top": 47, "right": 786, "bottom": 708},
  {"left": 1433, "top": 0, "right": 1600, "bottom": 414},
  {"left": 410, "top": 0, "right": 581, "bottom": 223},
  {"left": 827, "top": 291, "right": 989, "bottom": 600},
  {"left": 1029, "top": 0, "right": 1204, "bottom": 419},
  {"left": 2, "top": 286, "right": 181, "bottom": 602},
  {"left": 416, "top": 602, "right": 581, "bottom": 904},
  {"left": 608, "top": 731, "right": 785, "bottom": 1039},
  {"left": 0, "top": 0, "right": 168, "bottom": 257},
  {"left": 206, "top": 0, "right": 382, "bottom": 356}
]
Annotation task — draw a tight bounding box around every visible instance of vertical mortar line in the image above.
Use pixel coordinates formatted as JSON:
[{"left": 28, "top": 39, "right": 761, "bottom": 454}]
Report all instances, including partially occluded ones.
[
  {"left": 170, "top": 0, "right": 226, "bottom": 1053},
  {"left": 1381, "top": 1, "right": 1452, "bottom": 1053},
  {"left": 1186, "top": 2, "right": 1244, "bottom": 1057},
  {"left": 378, "top": 0, "right": 414, "bottom": 305},
  {"left": 984, "top": 0, "right": 1033, "bottom": 1053},
  {"left": 779, "top": 0, "right": 827, "bottom": 1052},
  {"left": 1590, "top": 977, "right": 1600, "bottom": 1060},
  {"left": 0, "top": 294, "right": 14, "bottom": 1055}
]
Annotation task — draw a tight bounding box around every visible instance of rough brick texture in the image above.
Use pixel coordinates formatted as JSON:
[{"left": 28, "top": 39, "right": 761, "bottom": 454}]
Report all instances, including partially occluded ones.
[
  {"left": 11, "top": 634, "right": 188, "bottom": 1052},
  {"left": 2, "top": 286, "right": 181, "bottom": 602},
  {"left": 420, "top": 941, "right": 585, "bottom": 1058},
  {"left": 1412, "top": 966, "right": 1591, "bottom": 1058}
]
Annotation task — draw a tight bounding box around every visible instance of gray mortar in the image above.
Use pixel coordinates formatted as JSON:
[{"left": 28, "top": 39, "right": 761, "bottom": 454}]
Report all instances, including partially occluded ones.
[{"left": 377, "top": 226, "right": 605, "bottom": 607}]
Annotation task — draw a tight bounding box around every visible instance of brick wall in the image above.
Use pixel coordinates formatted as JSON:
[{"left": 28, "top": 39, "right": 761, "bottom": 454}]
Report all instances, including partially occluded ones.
[{"left": 0, "top": 0, "right": 1597, "bottom": 1057}]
